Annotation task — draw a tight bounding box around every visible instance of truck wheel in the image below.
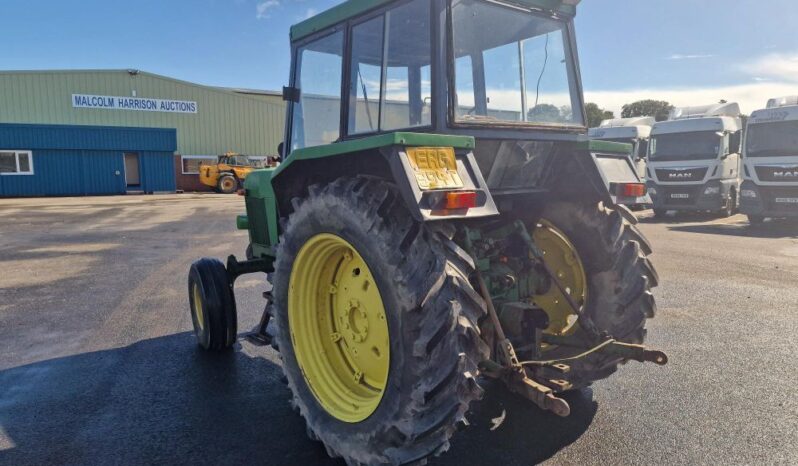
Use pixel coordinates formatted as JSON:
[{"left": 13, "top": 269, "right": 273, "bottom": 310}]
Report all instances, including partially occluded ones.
[
  {"left": 217, "top": 175, "right": 238, "bottom": 194},
  {"left": 272, "top": 177, "right": 489, "bottom": 466},
  {"left": 188, "top": 258, "right": 237, "bottom": 351},
  {"left": 653, "top": 208, "right": 667, "bottom": 219},
  {"left": 719, "top": 190, "right": 736, "bottom": 218},
  {"left": 748, "top": 215, "right": 765, "bottom": 225},
  {"left": 536, "top": 202, "right": 658, "bottom": 389}
]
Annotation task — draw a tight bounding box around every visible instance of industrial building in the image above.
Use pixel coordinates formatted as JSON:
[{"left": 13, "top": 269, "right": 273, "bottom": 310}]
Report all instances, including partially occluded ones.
[{"left": 0, "top": 69, "right": 285, "bottom": 196}]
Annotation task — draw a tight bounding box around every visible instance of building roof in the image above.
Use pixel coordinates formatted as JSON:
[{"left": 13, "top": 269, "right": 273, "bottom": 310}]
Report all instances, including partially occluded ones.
[
  {"left": 290, "top": 0, "right": 580, "bottom": 41},
  {"left": 0, "top": 69, "right": 280, "bottom": 100}
]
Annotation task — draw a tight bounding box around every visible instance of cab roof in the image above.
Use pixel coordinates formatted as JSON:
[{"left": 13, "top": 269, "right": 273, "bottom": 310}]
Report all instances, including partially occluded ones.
[{"left": 290, "top": 0, "right": 580, "bottom": 42}]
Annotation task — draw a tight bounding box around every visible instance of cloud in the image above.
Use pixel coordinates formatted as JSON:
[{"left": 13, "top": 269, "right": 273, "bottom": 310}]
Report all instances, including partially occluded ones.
[
  {"left": 666, "top": 53, "right": 716, "bottom": 61},
  {"left": 585, "top": 82, "right": 798, "bottom": 116},
  {"left": 587, "top": 51, "right": 798, "bottom": 116},
  {"left": 738, "top": 52, "right": 798, "bottom": 83},
  {"left": 256, "top": 0, "right": 280, "bottom": 19}
]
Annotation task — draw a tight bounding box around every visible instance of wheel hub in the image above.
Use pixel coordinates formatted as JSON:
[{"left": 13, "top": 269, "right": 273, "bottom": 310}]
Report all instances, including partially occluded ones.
[
  {"left": 532, "top": 220, "right": 587, "bottom": 337},
  {"left": 288, "top": 234, "right": 390, "bottom": 423}
]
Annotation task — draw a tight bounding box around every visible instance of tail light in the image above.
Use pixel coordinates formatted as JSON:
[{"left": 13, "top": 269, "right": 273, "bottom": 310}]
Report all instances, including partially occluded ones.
[
  {"left": 445, "top": 191, "right": 477, "bottom": 210},
  {"left": 616, "top": 183, "right": 646, "bottom": 197}
]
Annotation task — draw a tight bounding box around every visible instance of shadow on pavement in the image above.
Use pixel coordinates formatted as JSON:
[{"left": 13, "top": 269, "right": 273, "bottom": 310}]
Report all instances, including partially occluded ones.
[
  {"left": 0, "top": 333, "right": 597, "bottom": 466},
  {"left": 667, "top": 219, "right": 798, "bottom": 239},
  {"left": 433, "top": 381, "right": 597, "bottom": 466},
  {"left": 0, "top": 333, "right": 336, "bottom": 466}
]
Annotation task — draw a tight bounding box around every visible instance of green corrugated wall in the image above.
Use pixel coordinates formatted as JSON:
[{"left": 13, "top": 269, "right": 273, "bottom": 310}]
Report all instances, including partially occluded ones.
[{"left": 0, "top": 70, "right": 286, "bottom": 156}]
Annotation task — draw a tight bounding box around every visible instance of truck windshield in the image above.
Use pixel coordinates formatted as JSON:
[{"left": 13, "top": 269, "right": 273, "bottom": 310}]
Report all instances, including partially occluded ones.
[
  {"left": 746, "top": 121, "right": 798, "bottom": 157},
  {"left": 649, "top": 131, "right": 721, "bottom": 162},
  {"left": 450, "top": 0, "right": 583, "bottom": 127}
]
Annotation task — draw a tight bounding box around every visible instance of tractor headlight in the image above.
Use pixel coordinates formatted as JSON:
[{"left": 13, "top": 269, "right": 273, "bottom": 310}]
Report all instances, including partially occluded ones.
[
  {"left": 648, "top": 187, "right": 657, "bottom": 196},
  {"left": 741, "top": 189, "right": 758, "bottom": 199},
  {"left": 704, "top": 186, "right": 720, "bottom": 195}
]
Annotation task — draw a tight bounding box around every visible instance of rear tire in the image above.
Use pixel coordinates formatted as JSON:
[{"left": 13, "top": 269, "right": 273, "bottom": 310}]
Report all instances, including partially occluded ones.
[
  {"left": 748, "top": 214, "right": 765, "bottom": 225},
  {"left": 217, "top": 174, "right": 238, "bottom": 194},
  {"left": 188, "top": 258, "right": 237, "bottom": 351},
  {"left": 272, "top": 177, "right": 489, "bottom": 466},
  {"left": 653, "top": 208, "right": 667, "bottom": 219},
  {"left": 538, "top": 202, "right": 658, "bottom": 389}
]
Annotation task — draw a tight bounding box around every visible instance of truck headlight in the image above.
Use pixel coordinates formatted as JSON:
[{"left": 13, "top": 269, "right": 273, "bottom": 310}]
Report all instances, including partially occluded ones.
[
  {"left": 741, "top": 189, "right": 758, "bottom": 199},
  {"left": 704, "top": 186, "right": 720, "bottom": 195},
  {"left": 648, "top": 187, "right": 657, "bottom": 196}
]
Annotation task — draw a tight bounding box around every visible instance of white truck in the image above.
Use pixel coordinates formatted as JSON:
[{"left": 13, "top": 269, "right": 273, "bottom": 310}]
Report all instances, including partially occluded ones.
[
  {"left": 739, "top": 96, "right": 798, "bottom": 224},
  {"left": 646, "top": 102, "right": 743, "bottom": 218},
  {"left": 589, "top": 116, "right": 653, "bottom": 180}
]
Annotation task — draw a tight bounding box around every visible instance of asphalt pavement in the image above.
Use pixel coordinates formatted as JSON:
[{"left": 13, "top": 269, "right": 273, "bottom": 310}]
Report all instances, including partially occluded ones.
[{"left": 1, "top": 196, "right": 796, "bottom": 465}]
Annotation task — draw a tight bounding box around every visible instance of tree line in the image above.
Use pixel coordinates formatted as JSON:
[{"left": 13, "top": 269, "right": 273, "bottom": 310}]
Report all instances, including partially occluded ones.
[{"left": 586, "top": 100, "right": 675, "bottom": 127}]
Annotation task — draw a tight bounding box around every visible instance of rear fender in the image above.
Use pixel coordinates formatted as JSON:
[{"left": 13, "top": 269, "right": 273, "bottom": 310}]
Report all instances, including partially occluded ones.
[{"left": 547, "top": 140, "right": 651, "bottom": 206}]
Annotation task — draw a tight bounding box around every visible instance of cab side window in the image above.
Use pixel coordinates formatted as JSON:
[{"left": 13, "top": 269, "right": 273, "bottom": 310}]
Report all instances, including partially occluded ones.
[
  {"left": 290, "top": 31, "right": 345, "bottom": 150},
  {"left": 346, "top": 0, "right": 432, "bottom": 135}
]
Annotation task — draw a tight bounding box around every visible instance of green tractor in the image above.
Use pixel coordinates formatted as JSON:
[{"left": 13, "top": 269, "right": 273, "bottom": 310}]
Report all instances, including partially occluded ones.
[{"left": 188, "top": 0, "right": 665, "bottom": 463}]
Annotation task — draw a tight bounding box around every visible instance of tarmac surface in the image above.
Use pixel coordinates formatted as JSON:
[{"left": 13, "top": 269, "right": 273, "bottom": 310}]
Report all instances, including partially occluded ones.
[{"left": 1, "top": 195, "right": 796, "bottom": 465}]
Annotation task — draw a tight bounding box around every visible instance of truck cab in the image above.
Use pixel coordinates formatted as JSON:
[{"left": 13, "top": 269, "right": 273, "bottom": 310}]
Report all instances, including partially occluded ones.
[
  {"left": 646, "top": 103, "right": 743, "bottom": 218},
  {"left": 589, "top": 116, "right": 653, "bottom": 180},
  {"left": 739, "top": 96, "right": 798, "bottom": 224}
]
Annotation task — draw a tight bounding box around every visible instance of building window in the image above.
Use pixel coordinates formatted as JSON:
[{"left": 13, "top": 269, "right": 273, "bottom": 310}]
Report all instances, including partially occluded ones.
[
  {"left": 181, "top": 155, "right": 218, "bottom": 174},
  {"left": 0, "top": 150, "right": 34, "bottom": 175}
]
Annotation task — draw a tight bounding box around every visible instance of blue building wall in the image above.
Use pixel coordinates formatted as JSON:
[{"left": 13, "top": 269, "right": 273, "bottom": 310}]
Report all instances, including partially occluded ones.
[{"left": 0, "top": 124, "right": 177, "bottom": 197}]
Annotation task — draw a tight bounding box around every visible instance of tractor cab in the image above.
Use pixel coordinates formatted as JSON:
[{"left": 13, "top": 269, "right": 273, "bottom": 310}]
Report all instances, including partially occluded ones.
[{"left": 282, "top": 0, "right": 645, "bottom": 204}]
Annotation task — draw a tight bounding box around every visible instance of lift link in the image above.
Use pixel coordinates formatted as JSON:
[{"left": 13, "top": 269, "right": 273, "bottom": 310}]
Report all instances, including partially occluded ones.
[
  {"left": 465, "top": 229, "right": 571, "bottom": 417},
  {"left": 542, "top": 334, "right": 669, "bottom": 366}
]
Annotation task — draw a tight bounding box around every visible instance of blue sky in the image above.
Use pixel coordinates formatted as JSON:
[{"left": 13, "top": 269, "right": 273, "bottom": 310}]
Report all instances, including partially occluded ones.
[{"left": 1, "top": 0, "right": 797, "bottom": 114}]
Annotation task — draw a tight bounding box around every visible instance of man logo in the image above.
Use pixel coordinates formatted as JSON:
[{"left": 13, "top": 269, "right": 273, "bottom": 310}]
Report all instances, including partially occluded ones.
[
  {"left": 773, "top": 170, "right": 798, "bottom": 179},
  {"left": 668, "top": 172, "right": 693, "bottom": 179}
]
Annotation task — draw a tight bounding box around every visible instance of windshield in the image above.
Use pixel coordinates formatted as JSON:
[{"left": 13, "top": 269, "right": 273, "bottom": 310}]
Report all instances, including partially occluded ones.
[
  {"left": 649, "top": 131, "right": 721, "bottom": 162},
  {"left": 746, "top": 121, "right": 798, "bottom": 157},
  {"left": 450, "top": 0, "right": 583, "bottom": 126}
]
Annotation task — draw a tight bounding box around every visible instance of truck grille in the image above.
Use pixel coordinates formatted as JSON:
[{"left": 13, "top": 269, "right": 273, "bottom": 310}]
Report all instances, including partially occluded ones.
[
  {"left": 754, "top": 165, "right": 798, "bottom": 183},
  {"left": 655, "top": 167, "right": 708, "bottom": 182}
]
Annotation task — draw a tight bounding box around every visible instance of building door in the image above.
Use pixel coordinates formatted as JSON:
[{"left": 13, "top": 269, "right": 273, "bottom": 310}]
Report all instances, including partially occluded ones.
[{"left": 124, "top": 153, "right": 141, "bottom": 187}]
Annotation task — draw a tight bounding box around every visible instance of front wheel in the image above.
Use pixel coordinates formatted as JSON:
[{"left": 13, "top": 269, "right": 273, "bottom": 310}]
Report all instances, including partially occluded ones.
[
  {"left": 748, "top": 214, "right": 766, "bottom": 225},
  {"left": 217, "top": 174, "right": 238, "bottom": 194},
  {"left": 536, "top": 202, "right": 659, "bottom": 388},
  {"left": 272, "top": 177, "right": 489, "bottom": 465},
  {"left": 188, "top": 258, "right": 237, "bottom": 351},
  {"left": 719, "top": 190, "right": 737, "bottom": 218},
  {"left": 653, "top": 208, "right": 668, "bottom": 219}
]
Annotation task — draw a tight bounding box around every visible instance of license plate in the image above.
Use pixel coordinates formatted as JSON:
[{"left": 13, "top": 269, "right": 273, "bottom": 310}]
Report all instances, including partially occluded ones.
[
  {"left": 670, "top": 193, "right": 690, "bottom": 199},
  {"left": 775, "top": 197, "right": 798, "bottom": 204},
  {"left": 406, "top": 147, "right": 464, "bottom": 190}
]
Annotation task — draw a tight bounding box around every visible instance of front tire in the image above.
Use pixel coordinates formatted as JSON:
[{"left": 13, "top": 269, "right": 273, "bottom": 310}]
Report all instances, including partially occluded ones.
[
  {"left": 538, "top": 202, "right": 659, "bottom": 388},
  {"left": 272, "top": 177, "right": 489, "bottom": 465},
  {"left": 217, "top": 174, "right": 238, "bottom": 194},
  {"left": 188, "top": 258, "right": 237, "bottom": 351},
  {"left": 748, "top": 214, "right": 765, "bottom": 225}
]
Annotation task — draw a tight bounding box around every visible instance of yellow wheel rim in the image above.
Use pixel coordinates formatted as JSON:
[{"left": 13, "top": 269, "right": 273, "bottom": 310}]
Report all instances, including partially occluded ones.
[
  {"left": 192, "top": 282, "right": 205, "bottom": 331},
  {"left": 288, "top": 234, "right": 390, "bottom": 423},
  {"left": 532, "top": 220, "right": 587, "bottom": 337}
]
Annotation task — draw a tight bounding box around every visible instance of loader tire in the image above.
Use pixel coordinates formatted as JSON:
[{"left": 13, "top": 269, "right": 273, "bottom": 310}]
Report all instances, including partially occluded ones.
[
  {"left": 271, "top": 176, "right": 489, "bottom": 466},
  {"left": 539, "top": 202, "right": 658, "bottom": 389},
  {"left": 217, "top": 174, "right": 238, "bottom": 194}
]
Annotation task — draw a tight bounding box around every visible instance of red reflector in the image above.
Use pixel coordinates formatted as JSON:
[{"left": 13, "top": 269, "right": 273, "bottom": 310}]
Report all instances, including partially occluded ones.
[
  {"left": 236, "top": 189, "right": 246, "bottom": 196},
  {"left": 619, "top": 183, "right": 646, "bottom": 197},
  {"left": 445, "top": 191, "right": 477, "bottom": 209}
]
